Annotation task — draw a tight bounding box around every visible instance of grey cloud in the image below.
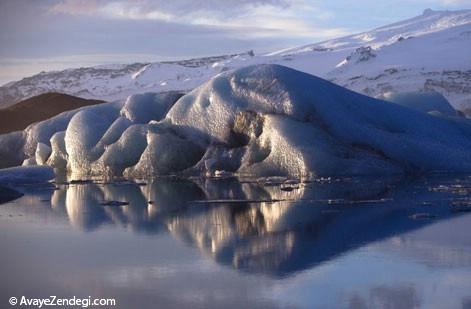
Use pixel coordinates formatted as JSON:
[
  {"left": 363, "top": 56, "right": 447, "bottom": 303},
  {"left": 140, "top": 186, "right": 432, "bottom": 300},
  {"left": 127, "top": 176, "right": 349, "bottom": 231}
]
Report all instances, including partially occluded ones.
[{"left": 49, "top": 0, "right": 292, "bottom": 17}]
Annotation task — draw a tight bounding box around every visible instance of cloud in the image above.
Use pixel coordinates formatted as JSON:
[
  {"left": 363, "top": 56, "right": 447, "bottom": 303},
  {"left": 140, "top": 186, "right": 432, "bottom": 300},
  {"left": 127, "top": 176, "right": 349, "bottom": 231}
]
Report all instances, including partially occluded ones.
[
  {"left": 47, "top": 0, "right": 347, "bottom": 39},
  {"left": 440, "top": 0, "right": 471, "bottom": 4},
  {"left": 49, "top": 0, "right": 105, "bottom": 15},
  {"left": 49, "top": 0, "right": 292, "bottom": 17},
  {"left": 183, "top": 5, "right": 347, "bottom": 39}
]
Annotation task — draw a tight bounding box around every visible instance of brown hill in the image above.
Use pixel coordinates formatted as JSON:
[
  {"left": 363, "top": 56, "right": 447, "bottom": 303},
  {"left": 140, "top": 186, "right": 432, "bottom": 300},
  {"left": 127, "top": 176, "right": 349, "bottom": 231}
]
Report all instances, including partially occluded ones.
[{"left": 0, "top": 93, "right": 104, "bottom": 134}]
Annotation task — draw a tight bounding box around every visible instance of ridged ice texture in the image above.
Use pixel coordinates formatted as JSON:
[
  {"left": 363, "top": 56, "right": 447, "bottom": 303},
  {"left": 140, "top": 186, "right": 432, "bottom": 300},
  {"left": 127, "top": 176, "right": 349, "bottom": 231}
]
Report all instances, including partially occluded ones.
[{"left": 2, "top": 65, "right": 471, "bottom": 178}]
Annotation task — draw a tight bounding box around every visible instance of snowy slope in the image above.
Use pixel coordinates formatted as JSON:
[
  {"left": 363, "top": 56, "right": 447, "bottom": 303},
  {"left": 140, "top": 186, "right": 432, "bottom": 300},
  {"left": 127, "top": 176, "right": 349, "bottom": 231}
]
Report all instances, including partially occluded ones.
[
  {"left": 2, "top": 64, "right": 471, "bottom": 178},
  {"left": 272, "top": 8, "right": 471, "bottom": 55},
  {"left": 0, "top": 53, "right": 257, "bottom": 108},
  {"left": 329, "top": 22, "right": 471, "bottom": 109},
  {"left": 0, "top": 9, "right": 470, "bottom": 109}
]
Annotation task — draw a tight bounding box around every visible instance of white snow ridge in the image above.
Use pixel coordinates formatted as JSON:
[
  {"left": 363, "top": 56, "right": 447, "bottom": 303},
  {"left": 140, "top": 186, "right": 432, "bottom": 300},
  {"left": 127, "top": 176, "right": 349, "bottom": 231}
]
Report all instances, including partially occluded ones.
[{"left": 1, "top": 64, "right": 471, "bottom": 179}]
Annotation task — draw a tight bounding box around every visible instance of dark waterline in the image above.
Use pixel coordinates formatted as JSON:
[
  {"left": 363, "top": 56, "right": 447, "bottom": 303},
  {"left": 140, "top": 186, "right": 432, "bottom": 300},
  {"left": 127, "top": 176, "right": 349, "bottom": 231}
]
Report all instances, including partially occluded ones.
[{"left": 1, "top": 176, "right": 471, "bottom": 308}]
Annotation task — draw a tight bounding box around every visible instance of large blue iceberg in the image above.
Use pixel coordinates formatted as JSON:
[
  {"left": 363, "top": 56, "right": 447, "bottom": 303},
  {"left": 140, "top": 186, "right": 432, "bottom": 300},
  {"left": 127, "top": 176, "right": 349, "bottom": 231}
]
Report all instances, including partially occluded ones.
[{"left": 1, "top": 64, "right": 471, "bottom": 178}]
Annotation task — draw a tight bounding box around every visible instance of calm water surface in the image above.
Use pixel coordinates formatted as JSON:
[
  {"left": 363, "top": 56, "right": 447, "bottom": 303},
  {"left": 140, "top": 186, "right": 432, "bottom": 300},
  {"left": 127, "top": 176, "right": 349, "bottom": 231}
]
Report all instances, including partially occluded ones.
[{"left": 1, "top": 176, "right": 471, "bottom": 308}]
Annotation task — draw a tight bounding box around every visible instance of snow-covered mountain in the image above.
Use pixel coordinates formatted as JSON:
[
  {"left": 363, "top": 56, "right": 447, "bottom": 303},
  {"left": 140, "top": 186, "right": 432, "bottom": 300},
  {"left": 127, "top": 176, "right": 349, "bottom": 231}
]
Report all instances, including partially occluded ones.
[
  {"left": 329, "top": 21, "right": 471, "bottom": 109},
  {"left": 0, "top": 9, "right": 470, "bottom": 110}
]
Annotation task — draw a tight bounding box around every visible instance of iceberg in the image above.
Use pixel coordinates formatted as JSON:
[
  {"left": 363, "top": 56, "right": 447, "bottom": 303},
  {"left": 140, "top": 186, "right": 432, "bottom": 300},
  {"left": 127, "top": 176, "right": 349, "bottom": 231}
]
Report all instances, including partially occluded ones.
[
  {"left": 380, "top": 91, "right": 460, "bottom": 117},
  {"left": 0, "top": 166, "right": 54, "bottom": 184},
  {"left": 0, "top": 185, "right": 23, "bottom": 204},
  {"left": 1, "top": 64, "right": 471, "bottom": 178}
]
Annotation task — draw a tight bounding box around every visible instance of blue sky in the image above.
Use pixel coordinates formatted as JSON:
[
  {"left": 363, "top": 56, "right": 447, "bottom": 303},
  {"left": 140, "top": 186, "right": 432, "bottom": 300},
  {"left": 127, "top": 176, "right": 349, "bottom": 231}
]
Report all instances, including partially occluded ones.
[{"left": 0, "top": 0, "right": 470, "bottom": 84}]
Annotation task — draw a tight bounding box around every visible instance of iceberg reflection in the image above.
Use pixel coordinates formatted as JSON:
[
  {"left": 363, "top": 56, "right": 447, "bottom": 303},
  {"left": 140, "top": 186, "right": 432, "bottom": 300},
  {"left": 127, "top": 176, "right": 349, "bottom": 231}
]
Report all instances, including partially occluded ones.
[{"left": 46, "top": 176, "right": 471, "bottom": 277}]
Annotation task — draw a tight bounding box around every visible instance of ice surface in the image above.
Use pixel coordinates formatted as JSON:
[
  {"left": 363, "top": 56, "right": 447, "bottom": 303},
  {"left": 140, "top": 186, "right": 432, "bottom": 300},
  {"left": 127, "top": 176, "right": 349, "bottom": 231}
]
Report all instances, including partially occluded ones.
[
  {"left": 35, "top": 142, "right": 51, "bottom": 165},
  {"left": 120, "top": 92, "right": 183, "bottom": 123},
  {"left": 93, "top": 124, "right": 148, "bottom": 175},
  {"left": 2, "top": 64, "right": 471, "bottom": 178},
  {"left": 0, "top": 166, "right": 54, "bottom": 184},
  {"left": 381, "top": 91, "right": 459, "bottom": 116},
  {"left": 47, "top": 131, "right": 67, "bottom": 169},
  {"left": 0, "top": 131, "right": 25, "bottom": 168},
  {"left": 124, "top": 127, "right": 204, "bottom": 177},
  {"left": 65, "top": 109, "right": 117, "bottom": 172}
]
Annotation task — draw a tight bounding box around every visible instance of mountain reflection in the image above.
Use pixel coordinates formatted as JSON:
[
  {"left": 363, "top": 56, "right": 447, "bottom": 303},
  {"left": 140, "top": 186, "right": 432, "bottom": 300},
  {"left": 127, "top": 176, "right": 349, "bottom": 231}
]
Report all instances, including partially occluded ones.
[{"left": 44, "top": 176, "right": 471, "bottom": 277}]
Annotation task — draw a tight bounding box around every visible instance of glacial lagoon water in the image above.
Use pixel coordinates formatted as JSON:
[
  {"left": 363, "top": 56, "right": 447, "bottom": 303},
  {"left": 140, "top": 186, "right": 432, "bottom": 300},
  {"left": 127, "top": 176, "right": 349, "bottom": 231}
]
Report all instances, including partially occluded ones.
[{"left": 1, "top": 176, "right": 471, "bottom": 308}]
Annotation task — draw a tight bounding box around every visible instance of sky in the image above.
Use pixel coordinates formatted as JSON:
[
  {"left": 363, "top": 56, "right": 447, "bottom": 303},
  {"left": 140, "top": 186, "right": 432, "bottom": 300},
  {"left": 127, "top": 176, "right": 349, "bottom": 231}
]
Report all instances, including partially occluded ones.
[{"left": 0, "top": 0, "right": 470, "bottom": 85}]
